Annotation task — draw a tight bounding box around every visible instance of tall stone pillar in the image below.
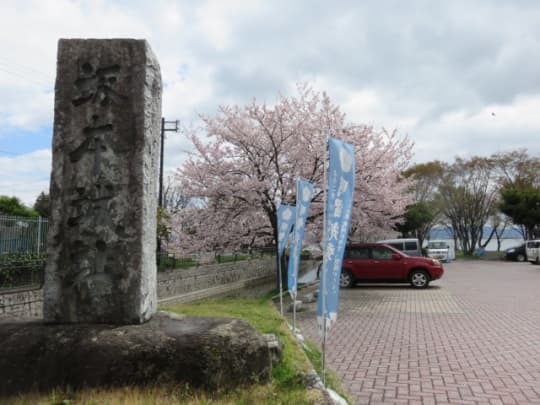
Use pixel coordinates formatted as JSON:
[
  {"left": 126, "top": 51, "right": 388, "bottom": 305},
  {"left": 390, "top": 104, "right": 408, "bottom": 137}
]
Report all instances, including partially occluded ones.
[{"left": 44, "top": 39, "right": 162, "bottom": 324}]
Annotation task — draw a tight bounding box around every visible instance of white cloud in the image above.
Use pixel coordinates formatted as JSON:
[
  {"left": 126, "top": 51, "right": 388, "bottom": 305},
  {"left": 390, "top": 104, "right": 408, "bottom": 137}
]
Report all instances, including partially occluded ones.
[
  {"left": 440, "top": 96, "right": 540, "bottom": 131},
  {"left": 1, "top": 90, "right": 54, "bottom": 131},
  {"left": 1, "top": 0, "right": 540, "bottom": 204},
  {"left": 0, "top": 0, "right": 152, "bottom": 132},
  {"left": 341, "top": 89, "right": 419, "bottom": 130},
  {"left": 411, "top": 95, "right": 540, "bottom": 162},
  {"left": 0, "top": 149, "right": 51, "bottom": 205},
  {"left": 194, "top": 0, "right": 267, "bottom": 51}
]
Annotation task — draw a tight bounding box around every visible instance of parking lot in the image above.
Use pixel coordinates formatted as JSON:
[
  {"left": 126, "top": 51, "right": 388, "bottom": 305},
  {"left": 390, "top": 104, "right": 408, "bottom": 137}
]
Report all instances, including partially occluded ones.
[{"left": 297, "top": 260, "right": 540, "bottom": 404}]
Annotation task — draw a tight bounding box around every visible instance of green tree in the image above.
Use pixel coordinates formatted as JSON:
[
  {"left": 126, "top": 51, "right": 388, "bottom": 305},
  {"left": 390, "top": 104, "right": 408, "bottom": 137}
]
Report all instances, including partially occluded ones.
[
  {"left": 397, "top": 161, "right": 445, "bottom": 246},
  {"left": 0, "top": 195, "right": 38, "bottom": 217},
  {"left": 33, "top": 192, "right": 50, "bottom": 218},
  {"left": 500, "top": 186, "right": 540, "bottom": 239},
  {"left": 491, "top": 149, "right": 540, "bottom": 188},
  {"left": 438, "top": 157, "right": 498, "bottom": 256},
  {"left": 157, "top": 206, "right": 172, "bottom": 242},
  {"left": 395, "top": 201, "right": 436, "bottom": 247},
  {"left": 492, "top": 150, "right": 540, "bottom": 239},
  {"left": 402, "top": 161, "right": 446, "bottom": 202}
]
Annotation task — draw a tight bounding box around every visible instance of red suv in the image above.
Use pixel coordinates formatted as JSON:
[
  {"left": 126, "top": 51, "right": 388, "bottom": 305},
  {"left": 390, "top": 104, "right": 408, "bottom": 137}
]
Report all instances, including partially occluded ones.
[{"left": 320, "top": 243, "right": 444, "bottom": 288}]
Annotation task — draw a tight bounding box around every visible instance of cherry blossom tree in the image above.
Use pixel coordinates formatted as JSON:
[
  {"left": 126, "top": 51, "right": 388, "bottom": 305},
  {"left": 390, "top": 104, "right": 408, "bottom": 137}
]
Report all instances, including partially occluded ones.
[{"left": 169, "top": 84, "right": 414, "bottom": 263}]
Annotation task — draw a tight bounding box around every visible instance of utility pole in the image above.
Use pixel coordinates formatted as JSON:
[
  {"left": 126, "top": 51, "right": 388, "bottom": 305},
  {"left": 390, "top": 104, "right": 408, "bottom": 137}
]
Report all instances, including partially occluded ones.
[
  {"left": 159, "top": 118, "right": 180, "bottom": 208},
  {"left": 157, "top": 117, "right": 179, "bottom": 266}
]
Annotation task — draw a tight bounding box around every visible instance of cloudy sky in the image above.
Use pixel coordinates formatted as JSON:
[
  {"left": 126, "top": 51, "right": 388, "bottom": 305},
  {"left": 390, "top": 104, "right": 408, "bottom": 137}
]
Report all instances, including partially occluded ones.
[{"left": 1, "top": 0, "right": 539, "bottom": 205}]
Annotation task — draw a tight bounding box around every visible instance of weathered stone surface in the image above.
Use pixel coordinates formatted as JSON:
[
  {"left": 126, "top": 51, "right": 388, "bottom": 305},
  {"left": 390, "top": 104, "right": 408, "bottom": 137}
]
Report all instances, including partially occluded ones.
[
  {"left": 302, "top": 369, "right": 324, "bottom": 389},
  {"left": 44, "top": 39, "right": 162, "bottom": 324},
  {"left": 0, "top": 312, "right": 275, "bottom": 396},
  {"left": 262, "top": 333, "right": 284, "bottom": 367},
  {"left": 288, "top": 300, "right": 303, "bottom": 312},
  {"left": 301, "top": 292, "right": 316, "bottom": 303}
]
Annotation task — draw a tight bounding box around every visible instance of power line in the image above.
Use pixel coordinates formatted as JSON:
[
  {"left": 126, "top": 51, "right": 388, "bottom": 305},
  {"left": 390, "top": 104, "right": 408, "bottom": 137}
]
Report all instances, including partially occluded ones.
[
  {"left": 0, "top": 54, "right": 54, "bottom": 89},
  {"left": 0, "top": 64, "right": 52, "bottom": 88},
  {"left": 0, "top": 56, "right": 53, "bottom": 81},
  {"left": 0, "top": 180, "right": 50, "bottom": 187}
]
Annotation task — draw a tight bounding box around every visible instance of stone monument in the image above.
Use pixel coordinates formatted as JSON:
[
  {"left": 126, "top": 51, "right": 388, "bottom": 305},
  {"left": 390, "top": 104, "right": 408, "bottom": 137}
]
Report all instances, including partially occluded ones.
[
  {"left": 44, "top": 39, "right": 162, "bottom": 324},
  {"left": 0, "top": 39, "right": 278, "bottom": 397}
]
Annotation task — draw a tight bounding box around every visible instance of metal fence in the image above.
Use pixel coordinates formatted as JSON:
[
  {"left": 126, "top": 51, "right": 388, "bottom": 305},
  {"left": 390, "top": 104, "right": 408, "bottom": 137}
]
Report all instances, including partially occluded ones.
[
  {"left": 0, "top": 215, "right": 48, "bottom": 291},
  {"left": 0, "top": 253, "right": 45, "bottom": 291},
  {"left": 0, "top": 215, "right": 48, "bottom": 255},
  {"left": 0, "top": 213, "right": 278, "bottom": 289},
  {"left": 157, "top": 247, "right": 277, "bottom": 272}
]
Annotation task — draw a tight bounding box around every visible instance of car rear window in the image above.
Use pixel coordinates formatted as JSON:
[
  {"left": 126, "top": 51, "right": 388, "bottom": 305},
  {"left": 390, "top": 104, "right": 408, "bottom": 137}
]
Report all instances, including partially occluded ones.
[
  {"left": 405, "top": 241, "right": 418, "bottom": 251},
  {"left": 372, "top": 246, "right": 393, "bottom": 259},
  {"left": 345, "top": 247, "right": 369, "bottom": 259}
]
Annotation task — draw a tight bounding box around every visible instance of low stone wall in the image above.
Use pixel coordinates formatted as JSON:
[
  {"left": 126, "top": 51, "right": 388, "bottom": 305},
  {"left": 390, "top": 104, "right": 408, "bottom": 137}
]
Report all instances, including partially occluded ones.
[
  {"left": 0, "top": 288, "right": 43, "bottom": 320},
  {"left": 0, "top": 258, "right": 319, "bottom": 319},
  {"left": 157, "top": 257, "right": 277, "bottom": 306}
]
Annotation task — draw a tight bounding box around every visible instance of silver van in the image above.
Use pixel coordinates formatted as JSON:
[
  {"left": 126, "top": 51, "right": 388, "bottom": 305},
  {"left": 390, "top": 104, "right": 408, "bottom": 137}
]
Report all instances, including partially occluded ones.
[
  {"left": 377, "top": 238, "right": 422, "bottom": 256},
  {"left": 526, "top": 240, "right": 540, "bottom": 264}
]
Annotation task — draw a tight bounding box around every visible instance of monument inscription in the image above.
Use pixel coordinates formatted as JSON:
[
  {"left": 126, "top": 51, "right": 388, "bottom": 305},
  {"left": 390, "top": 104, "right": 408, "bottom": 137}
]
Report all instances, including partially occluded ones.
[{"left": 44, "top": 39, "right": 162, "bottom": 324}]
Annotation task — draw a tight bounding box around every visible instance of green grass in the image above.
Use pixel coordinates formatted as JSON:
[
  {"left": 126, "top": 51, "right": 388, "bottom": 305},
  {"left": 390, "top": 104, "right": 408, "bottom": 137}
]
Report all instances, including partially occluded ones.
[
  {"left": 5, "top": 383, "right": 320, "bottom": 405},
  {"left": 455, "top": 250, "right": 505, "bottom": 261},
  {"left": 216, "top": 254, "right": 249, "bottom": 263},
  {"left": 157, "top": 253, "right": 275, "bottom": 271},
  {"left": 165, "top": 294, "right": 350, "bottom": 402},
  {"left": 163, "top": 293, "right": 312, "bottom": 391},
  {"left": 158, "top": 257, "right": 198, "bottom": 272},
  {"left": 6, "top": 293, "right": 348, "bottom": 404},
  {"left": 303, "top": 339, "right": 353, "bottom": 404}
]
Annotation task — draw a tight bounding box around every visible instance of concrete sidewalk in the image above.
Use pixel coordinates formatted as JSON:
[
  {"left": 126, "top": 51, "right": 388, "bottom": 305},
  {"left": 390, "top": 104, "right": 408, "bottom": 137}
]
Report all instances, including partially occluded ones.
[{"left": 297, "top": 260, "right": 540, "bottom": 404}]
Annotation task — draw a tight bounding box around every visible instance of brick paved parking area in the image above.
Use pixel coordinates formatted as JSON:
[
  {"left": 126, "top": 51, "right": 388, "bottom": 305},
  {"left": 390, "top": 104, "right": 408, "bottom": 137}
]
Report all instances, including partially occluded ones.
[{"left": 297, "top": 260, "right": 540, "bottom": 405}]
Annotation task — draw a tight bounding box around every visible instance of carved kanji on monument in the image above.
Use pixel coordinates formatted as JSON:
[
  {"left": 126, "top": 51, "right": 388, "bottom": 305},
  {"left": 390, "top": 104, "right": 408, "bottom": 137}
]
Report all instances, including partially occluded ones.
[{"left": 44, "top": 39, "right": 162, "bottom": 324}]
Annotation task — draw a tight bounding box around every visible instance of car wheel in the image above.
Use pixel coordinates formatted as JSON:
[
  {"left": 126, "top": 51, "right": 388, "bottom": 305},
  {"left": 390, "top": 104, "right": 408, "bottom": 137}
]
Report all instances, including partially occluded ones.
[
  {"left": 536, "top": 256, "right": 540, "bottom": 265},
  {"left": 339, "top": 270, "right": 354, "bottom": 288},
  {"left": 516, "top": 254, "right": 525, "bottom": 262},
  {"left": 409, "top": 269, "right": 430, "bottom": 288}
]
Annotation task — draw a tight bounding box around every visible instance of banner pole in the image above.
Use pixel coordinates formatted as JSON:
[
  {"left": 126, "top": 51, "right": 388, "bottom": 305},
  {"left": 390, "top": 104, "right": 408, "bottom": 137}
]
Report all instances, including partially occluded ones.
[
  {"left": 322, "top": 316, "right": 327, "bottom": 386},
  {"left": 293, "top": 292, "right": 297, "bottom": 335},
  {"left": 321, "top": 134, "right": 330, "bottom": 387},
  {"left": 278, "top": 256, "right": 283, "bottom": 316}
]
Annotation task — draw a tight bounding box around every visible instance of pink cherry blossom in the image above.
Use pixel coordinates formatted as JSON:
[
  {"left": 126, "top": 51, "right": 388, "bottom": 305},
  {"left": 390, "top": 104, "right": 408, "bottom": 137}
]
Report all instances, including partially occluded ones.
[{"left": 167, "top": 83, "right": 414, "bottom": 255}]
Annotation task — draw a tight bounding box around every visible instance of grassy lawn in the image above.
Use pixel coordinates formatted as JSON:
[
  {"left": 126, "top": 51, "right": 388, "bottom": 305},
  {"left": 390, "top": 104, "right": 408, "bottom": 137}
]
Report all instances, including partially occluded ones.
[
  {"left": 6, "top": 293, "right": 350, "bottom": 405},
  {"left": 455, "top": 250, "right": 505, "bottom": 260}
]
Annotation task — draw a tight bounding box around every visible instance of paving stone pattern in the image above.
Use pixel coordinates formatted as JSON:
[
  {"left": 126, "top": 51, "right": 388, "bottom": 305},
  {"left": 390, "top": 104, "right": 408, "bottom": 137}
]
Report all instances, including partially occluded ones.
[{"left": 298, "top": 260, "right": 540, "bottom": 404}]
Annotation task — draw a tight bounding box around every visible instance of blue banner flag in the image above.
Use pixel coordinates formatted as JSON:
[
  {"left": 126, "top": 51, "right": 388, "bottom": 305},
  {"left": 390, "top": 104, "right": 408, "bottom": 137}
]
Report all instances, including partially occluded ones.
[
  {"left": 317, "top": 137, "right": 355, "bottom": 335},
  {"left": 287, "top": 178, "right": 314, "bottom": 297},
  {"left": 277, "top": 203, "right": 296, "bottom": 258}
]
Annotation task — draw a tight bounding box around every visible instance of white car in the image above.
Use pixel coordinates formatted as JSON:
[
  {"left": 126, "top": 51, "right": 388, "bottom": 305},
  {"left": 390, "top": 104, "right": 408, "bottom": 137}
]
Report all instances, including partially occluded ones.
[
  {"left": 427, "top": 240, "right": 451, "bottom": 263},
  {"left": 525, "top": 240, "right": 540, "bottom": 264}
]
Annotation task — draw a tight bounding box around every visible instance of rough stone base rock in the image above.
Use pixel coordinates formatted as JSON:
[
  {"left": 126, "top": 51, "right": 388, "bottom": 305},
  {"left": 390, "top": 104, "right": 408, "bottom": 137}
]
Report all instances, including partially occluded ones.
[
  {"left": 288, "top": 300, "right": 303, "bottom": 312},
  {"left": 262, "top": 333, "right": 284, "bottom": 366},
  {"left": 0, "top": 311, "right": 276, "bottom": 396},
  {"left": 301, "top": 292, "right": 316, "bottom": 303}
]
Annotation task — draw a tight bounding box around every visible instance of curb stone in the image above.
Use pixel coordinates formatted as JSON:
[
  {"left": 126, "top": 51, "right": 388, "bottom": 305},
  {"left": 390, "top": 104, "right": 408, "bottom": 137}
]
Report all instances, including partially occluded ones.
[{"left": 294, "top": 331, "right": 349, "bottom": 405}]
